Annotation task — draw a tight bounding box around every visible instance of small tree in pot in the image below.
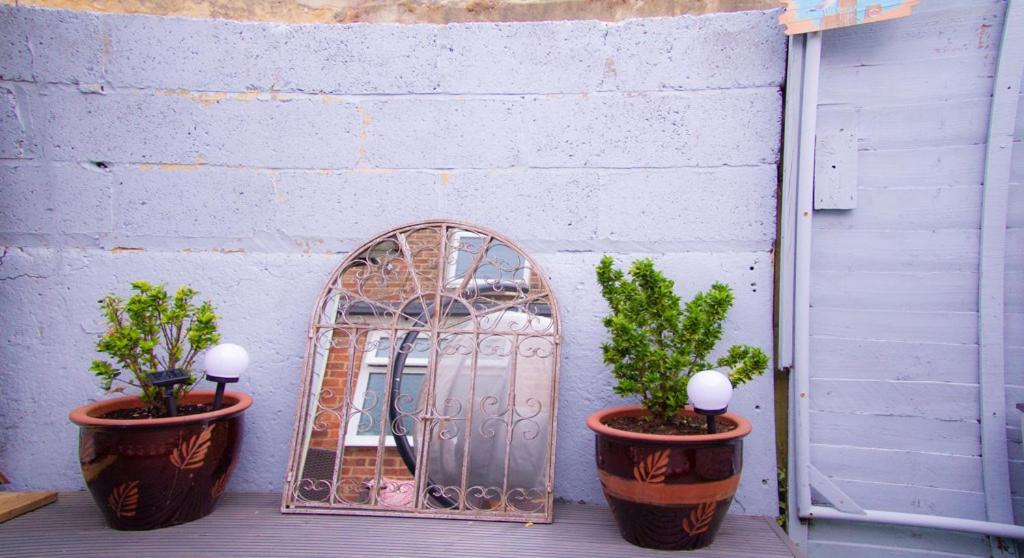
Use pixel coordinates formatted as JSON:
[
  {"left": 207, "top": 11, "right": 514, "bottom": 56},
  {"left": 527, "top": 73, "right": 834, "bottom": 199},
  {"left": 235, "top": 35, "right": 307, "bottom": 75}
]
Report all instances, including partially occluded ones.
[
  {"left": 587, "top": 257, "right": 768, "bottom": 550},
  {"left": 90, "top": 282, "right": 220, "bottom": 417},
  {"left": 69, "top": 282, "right": 253, "bottom": 530}
]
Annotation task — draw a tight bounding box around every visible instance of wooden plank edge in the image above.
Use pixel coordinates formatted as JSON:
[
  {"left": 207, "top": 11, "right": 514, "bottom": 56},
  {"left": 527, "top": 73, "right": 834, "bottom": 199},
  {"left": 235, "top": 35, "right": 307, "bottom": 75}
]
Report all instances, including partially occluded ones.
[{"left": 0, "top": 492, "right": 58, "bottom": 523}]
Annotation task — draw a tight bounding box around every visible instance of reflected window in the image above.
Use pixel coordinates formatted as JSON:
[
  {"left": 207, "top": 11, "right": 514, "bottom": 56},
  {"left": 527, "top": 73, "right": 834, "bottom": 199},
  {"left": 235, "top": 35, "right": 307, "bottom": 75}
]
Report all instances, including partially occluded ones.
[
  {"left": 447, "top": 232, "right": 530, "bottom": 288},
  {"left": 346, "top": 332, "right": 428, "bottom": 446}
]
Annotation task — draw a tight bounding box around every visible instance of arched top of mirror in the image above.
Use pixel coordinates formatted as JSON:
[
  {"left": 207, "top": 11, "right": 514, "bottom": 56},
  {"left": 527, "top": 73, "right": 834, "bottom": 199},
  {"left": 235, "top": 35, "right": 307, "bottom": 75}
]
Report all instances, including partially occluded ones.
[{"left": 283, "top": 221, "right": 561, "bottom": 523}]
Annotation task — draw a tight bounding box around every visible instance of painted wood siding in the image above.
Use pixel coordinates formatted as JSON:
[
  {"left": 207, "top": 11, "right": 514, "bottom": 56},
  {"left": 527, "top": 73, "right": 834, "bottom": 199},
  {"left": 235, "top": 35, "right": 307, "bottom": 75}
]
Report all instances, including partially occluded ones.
[
  {"left": 1009, "top": 46, "right": 1024, "bottom": 525},
  {"left": 806, "top": 0, "right": 1019, "bottom": 555}
]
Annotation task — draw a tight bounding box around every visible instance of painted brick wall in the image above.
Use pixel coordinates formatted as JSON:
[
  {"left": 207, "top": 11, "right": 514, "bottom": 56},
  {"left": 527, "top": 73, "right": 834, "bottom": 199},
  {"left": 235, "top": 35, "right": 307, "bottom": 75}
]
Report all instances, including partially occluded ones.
[{"left": 0, "top": 6, "right": 786, "bottom": 514}]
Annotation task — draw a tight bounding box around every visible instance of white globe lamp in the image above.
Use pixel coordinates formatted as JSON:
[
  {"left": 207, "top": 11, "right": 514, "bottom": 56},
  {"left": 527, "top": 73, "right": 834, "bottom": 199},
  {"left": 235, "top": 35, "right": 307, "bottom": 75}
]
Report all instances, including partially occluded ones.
[
  {"left": 687, "top": 369, "right": 734, "bottom": 434},
  {"left": 205, "top": 343, "right": 250, "bottom": 409}
]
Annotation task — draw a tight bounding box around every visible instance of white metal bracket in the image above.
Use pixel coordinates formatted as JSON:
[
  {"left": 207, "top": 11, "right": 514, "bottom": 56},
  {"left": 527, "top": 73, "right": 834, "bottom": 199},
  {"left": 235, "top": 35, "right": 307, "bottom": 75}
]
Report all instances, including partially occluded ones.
[{"left": 808, "top": 465, "right": 865, "bottom": 515}]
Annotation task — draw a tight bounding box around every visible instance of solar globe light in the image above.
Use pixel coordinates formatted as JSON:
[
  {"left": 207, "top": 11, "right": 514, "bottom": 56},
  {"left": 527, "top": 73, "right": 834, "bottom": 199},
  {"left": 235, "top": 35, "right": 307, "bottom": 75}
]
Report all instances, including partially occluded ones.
[
  {"left": 687, "top": 369, "right": 733, "bottom": 434},
  {"left": 204, "top": 343, "right": 250, "bottom": 410}
]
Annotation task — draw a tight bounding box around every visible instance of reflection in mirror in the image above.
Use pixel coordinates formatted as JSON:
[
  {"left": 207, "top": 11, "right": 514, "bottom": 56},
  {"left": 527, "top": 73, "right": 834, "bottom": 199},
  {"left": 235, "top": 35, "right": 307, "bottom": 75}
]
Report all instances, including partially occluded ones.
[{"left": 283, "top": 222, "right": 560, "bottom": 522}]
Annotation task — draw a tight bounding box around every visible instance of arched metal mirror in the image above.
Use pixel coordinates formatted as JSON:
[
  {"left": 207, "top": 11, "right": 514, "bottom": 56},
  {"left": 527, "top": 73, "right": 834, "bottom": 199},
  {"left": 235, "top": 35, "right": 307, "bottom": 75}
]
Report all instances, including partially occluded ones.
[{"left": 282, "top": 221, "right": 561, "bottom": 522}]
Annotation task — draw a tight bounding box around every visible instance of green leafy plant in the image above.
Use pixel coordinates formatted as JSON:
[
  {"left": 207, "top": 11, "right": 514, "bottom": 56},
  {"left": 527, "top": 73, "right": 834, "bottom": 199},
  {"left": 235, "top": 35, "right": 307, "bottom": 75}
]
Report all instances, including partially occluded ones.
[
  {"left": 90, "top": 281, "right": 220, "bottom": 415},
  {"left": 596, "top": 256, "right": 768, "bottom": 427}
]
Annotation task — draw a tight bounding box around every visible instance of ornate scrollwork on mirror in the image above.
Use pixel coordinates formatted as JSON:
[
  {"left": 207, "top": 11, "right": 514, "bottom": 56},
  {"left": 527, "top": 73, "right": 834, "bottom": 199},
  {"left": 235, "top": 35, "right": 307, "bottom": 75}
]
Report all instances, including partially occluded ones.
[{"left": 281, "top": 221, "right": 561, "bottom": 522}]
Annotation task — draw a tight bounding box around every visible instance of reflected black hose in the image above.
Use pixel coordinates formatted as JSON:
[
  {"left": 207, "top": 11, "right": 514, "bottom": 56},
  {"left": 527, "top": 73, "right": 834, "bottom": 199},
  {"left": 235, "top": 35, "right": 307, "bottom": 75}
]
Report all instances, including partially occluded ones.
[
  {"left": 389, "top": 313, "right": 458, "bottom": 508},
  {"left": 387, "top": 285, "right": 526, "bottom": 509}
]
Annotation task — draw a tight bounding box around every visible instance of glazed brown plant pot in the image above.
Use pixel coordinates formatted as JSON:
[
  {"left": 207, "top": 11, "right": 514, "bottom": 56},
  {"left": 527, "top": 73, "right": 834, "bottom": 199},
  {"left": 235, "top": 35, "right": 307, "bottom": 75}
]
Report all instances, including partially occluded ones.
[
  {"left": 69, "top": 390, "right": 252, "bottom": 530},
  {"left": 586, "top": 405, "right": 752, "bottom": 550}
]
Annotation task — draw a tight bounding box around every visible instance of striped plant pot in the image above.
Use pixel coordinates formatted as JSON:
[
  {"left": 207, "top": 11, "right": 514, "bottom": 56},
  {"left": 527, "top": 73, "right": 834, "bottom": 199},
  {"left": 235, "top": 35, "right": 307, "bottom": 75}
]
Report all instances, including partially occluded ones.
[
  {"left": 69, "top": 390, "right": 251, "bottom": 530},
  {"left": 586, "top": 405, "right": 751, "bottom": 550}
]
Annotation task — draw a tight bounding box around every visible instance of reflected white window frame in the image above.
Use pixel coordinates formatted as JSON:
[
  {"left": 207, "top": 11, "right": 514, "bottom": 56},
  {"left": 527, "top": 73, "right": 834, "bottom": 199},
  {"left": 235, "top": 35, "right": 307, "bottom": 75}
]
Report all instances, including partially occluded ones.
[
  {"left": 445, "top": 231, "right": 532, "bottom": 290},
  {"left": 344, "top": 327, "right": 514, "bottom": 448},
  {"left": 345, "top": 330, "right": 427, "bottom": 447}
]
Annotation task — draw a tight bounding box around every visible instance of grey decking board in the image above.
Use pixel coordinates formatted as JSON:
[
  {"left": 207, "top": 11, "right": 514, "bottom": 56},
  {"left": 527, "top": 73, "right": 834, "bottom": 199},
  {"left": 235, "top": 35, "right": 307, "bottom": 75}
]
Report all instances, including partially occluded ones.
[{"left": 0, "top": 492, "right": 796, "bottom": 557}]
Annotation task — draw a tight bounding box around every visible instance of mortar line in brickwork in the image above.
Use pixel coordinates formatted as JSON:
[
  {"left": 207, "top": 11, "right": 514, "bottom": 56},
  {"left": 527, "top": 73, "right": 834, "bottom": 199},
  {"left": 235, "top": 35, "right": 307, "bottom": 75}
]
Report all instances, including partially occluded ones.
[
  {"left": 0, "top": 237, "right": 774, "bottom": 256},
  {"left": 22, "top": 160, "right": 777, "bottom": 173},
  {"left": 8, "top": 80, "right": 783, "bottom": 101}
]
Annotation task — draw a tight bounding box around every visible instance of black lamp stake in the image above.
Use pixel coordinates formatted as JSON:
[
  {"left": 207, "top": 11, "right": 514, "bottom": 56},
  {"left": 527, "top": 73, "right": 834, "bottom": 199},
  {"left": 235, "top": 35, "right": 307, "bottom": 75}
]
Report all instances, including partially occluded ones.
[
  {"left": 208, "top": 374, "right": 239, "bottom": 410},
  {"left": 163, "top": 386, "right": 177, "bottom": 417},
  {"left": 694, "top": 407, "right": 727, "bottom": 435}
]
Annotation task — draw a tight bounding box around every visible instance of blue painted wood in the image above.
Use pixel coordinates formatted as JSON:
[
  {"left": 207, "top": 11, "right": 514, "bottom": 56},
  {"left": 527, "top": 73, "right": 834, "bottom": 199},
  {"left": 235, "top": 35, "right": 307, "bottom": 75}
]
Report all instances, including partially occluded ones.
[{"left": 780, "top": 0, "right": 920, "bottom": 35}]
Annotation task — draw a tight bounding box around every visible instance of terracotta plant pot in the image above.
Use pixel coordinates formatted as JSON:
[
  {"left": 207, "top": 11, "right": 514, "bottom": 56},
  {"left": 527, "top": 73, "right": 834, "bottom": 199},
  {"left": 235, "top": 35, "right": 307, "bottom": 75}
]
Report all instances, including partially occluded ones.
[
  {"left": 586, "top": 405, "right": 751, "bottom": 550},
  {"left": 69, "top": 390, "right": 252, "bottom": 530}
]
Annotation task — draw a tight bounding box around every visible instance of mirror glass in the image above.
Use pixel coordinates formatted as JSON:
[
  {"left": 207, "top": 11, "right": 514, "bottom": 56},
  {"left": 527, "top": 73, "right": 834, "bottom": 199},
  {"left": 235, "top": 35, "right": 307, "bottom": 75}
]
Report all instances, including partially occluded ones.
[{"left": 283, "top": 221, "right": 560, "bottom": 522}]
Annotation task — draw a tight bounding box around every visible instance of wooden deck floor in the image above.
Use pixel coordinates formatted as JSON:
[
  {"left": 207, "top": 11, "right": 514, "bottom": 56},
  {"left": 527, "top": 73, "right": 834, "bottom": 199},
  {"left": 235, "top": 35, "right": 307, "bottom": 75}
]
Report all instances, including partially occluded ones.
[{"left": 0, "top": 492, "right": 800, "bottom": 557}]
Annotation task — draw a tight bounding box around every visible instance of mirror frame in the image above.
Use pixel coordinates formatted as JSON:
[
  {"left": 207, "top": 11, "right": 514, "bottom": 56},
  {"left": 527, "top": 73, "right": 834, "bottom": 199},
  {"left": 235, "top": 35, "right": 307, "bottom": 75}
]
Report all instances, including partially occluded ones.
[{"left": 280, "top": 220, "right": 562, "bottom": 523}]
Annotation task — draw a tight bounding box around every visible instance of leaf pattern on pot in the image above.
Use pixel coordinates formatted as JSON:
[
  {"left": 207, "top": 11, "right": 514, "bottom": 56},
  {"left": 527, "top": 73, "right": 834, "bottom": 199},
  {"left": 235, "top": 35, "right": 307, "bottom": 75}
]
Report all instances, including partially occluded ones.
[
  {"left": 82, "top": 454, "right": 117, "bottom": 483},
  {"left": 108, "top": 481, "right": 139, "bottom": 518},
  {"left": 170, "top": 426, "right": 213, "bottom": 470},
  {"left": 79, "top": 434, "right": 96, "bottom": 463},
  {"left": 211, "top": 472, "right": 229, "bottom": 499},
  {"left": 632, "top": 449, "right": 670, "bottom": 484},
  {"left": 682, "top": 501, "right": 717, "bottom": 536}
]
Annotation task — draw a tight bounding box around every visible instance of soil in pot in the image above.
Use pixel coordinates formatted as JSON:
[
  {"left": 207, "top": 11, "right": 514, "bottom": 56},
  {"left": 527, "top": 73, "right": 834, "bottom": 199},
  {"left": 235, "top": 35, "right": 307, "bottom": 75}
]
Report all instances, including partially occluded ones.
[
  {"left": 100, "top": 404, "right": 212, "bottom": 420},
  {"left": 603, "top": 414, "right": 738, "bottom": 436}
]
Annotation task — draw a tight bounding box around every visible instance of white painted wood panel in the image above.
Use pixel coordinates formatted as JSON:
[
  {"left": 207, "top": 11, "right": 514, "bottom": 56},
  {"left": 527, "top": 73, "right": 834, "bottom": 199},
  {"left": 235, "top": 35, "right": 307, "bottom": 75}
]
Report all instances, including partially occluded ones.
[
  {"left": 1007, "top": 228, "right": 1024, "bottom": 271},
  {"left": 811, "top": 412, "right": 981, "bottom": 456},
  {"left": 1012, "top": 140, "right": 1023, "bottom": 181},
  {"left": 1006, "top": 385, "right": 1024, "bottom": 423},
  {"left": 808, "top": 540, "right": 987, "bottom": 558},
  {"left": 811, "top": 308, "right": 977, "bottom": 345},
  {"left": 810, "top": 379, "right": 979, "bottom": 422},
  {"left": 810, "top": 521, "right": 990, "bottom": 557},
  {"left": 858, "top": 145, "right": 985, "bottom": 189},
  {"left": 813, "top": 187, "right": 981, "bottom": 231},
  {"left": 1003, "top": 425, "right": 1019, "bottom": 456},
  {"left": 810, "top": 337, "right": 978, "bottom": 383},
  {"left": 811, "top": 445, "right": 983, "bottom": 492},
  {"left": 1016, "top": 92, "right": 1024, "bottom": 137},
  {"left": 805, "top": 0, "right": 1012, "bottom": 552},
  {"left": 1006, "top": 312, "right": 1024, "bottom": 347},
  {"left": 1007, "top": 346, "right": 1024, "bottom": 385},
  {"left": 857, "top": 98, "right": 990, "bottom": 151},
  {"left": 811, "top": 271, "right": 978, "bottom": 312},
  {"left": 820, "top": 55, "right": 998, "bottom": 107},
  {"left": 1010, "top": 187, "right": 1024, "bottom": 228},
  {"left": 1010, "top": 459, "right": 1023, "bottom": 496},
  {"left": 1006, "top": 270, "right": 1024, "bottom": 313},
  {"left": 812, "top": 229, "right": 980, "bottom": 272},
  {"left": 830, "top": 478, "right": 987, "bottom": 520}
]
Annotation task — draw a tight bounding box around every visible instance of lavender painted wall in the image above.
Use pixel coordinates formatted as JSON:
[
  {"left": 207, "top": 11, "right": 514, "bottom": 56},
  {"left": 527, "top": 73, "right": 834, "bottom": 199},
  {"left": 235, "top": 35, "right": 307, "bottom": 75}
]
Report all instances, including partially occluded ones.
[{"left": 0, "top": 6, "right": 786, "bottom": 515}]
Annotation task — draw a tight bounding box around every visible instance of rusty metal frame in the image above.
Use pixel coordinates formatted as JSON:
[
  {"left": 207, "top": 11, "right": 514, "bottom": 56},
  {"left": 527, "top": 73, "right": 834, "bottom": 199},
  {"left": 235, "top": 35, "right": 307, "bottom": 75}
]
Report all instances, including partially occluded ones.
[{"left": 281, "top": 220, "right": 562, "bottom": 523}]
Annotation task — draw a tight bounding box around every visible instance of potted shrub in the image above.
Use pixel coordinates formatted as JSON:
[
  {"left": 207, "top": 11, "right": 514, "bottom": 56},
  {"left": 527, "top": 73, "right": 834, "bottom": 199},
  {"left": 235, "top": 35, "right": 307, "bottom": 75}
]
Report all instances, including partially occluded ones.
[
  {"left": 587, "top": 257, "right": 768, "bottom": 550},
  {"left": 68, "top": 281, "right": 252, "bottom": 530}
]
